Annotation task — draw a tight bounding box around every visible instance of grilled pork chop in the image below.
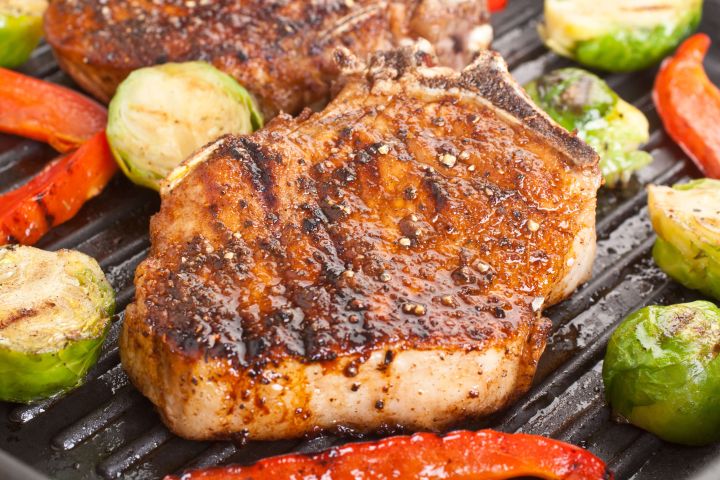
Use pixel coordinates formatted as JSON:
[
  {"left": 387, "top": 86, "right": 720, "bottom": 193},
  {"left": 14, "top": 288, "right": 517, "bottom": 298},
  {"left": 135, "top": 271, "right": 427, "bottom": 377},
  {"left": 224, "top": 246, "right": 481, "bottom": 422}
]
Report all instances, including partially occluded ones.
[
  {"left": 44, "top": 0, "right": 491, "bottom": 117},
  {"left": 121, "top": 45, "right": 601, "bottom": 441}
]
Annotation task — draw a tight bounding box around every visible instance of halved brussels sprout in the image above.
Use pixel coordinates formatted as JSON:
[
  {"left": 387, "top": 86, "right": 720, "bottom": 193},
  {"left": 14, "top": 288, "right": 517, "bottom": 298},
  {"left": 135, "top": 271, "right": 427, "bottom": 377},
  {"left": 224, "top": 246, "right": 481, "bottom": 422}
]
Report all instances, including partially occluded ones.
[
  {"left": 0, "top": 0, "right": 47, "bottom": 68},
  {"left": 0, "top": 246, "right": 115, "bottom": 403},
  {"left": 525, "top": 68, "right": 652, "bottom": 187},
  {"left": 649, "top": 179, "right": 720, "bottom": 300},
  {"left": 603, "top": 301, "right": 720, "bottom": 446},
  {"left": 107, "top": 62, "right": 263, "bottom": 191},
  {"left": 540, "top": 0, "right": 703, "bottom": 72}
]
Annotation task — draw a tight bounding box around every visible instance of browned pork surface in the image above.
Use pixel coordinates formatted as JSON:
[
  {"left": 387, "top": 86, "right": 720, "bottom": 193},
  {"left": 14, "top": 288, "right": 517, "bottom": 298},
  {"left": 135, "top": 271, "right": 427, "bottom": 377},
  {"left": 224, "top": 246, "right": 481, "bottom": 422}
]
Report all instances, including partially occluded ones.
[
  {"left": 120, "top": 45, "right": 601, "bottom": 441},
  {"left": 44, "top": 0, "right": 491, "bottom": 117}
]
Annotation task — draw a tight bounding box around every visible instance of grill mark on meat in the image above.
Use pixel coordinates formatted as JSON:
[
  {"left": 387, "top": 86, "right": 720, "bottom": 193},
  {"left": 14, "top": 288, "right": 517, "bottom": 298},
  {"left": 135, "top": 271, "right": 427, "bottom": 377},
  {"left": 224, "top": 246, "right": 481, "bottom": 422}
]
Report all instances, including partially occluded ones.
[
  {"left": 292, "top": 205, "right": 355, "bottom": 362},
  {"left": 158, "top": 239, "right": 251, "bottom": 364},
  {"left": 268, "top": 108, "right": 405, "bottom": 362},
  {"left": 231, "top": 138, "right": 279, "bottom": 210},
  {"left": 307, "top": 132, "right": 413, "bottom": 353},
  {"left": 275, "top": 123, "right": 369, "bottom": 362},
  {"left": 290, "top": 147, "right": 377, "bottom": 361},
  {"left": 165, "top": 134, "right": 378, "bottom": 365}
]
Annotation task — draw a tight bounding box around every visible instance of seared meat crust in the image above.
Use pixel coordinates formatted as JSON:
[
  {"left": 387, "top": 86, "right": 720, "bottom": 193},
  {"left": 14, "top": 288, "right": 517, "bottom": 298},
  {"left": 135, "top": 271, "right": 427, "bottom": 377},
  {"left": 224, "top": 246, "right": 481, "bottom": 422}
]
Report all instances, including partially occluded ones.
[
  {"left": 44, "top": 0, "right": 490, "bottom": 117},
  {"left": 120, "top": 46, "right": 600, "bottom": 440}
]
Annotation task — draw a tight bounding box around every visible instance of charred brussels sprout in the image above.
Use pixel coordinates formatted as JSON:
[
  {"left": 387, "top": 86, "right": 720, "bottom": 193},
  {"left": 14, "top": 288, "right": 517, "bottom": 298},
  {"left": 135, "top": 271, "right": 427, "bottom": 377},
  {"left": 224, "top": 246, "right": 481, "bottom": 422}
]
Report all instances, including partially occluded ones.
[
  {"left": 107, "top": 62, "right": 263, "bottom": 191},
  {"left": 603, "top": 301, "right": 720, "bottom": 446},
  {"left": 649, "top": 179, "right": 720, "bottom": 301},
  {"left": 0, "top": 246, "right": 115, "bottom": 403},
  {"left": 0, "top": 0, "right": 47, "bottom": 68},
  {"left": 540, "top": 0, "right": 702, "bottom": 72},
  {"left": 526, "top": 68, "right": 652, "bottom": 187}
]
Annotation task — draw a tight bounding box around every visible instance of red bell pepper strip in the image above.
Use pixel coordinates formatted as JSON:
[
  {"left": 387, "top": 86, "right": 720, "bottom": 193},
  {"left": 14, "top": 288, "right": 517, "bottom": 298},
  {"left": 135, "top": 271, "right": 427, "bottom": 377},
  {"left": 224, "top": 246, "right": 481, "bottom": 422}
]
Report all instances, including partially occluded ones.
[
  {"left": 489, "top": 0, "right": 508, "bottom": 12},
  {"left": 653, "top": 34, "right": 720, "bottom": 178},
  {"left": 0, "top": 132, "right": 117, "bottom": 245},
  {"left": 0, "top": 67, "right": 107, "bottom": 153},
  {"left": 166, "top": 430, "right": 612, "bottom": 480}
]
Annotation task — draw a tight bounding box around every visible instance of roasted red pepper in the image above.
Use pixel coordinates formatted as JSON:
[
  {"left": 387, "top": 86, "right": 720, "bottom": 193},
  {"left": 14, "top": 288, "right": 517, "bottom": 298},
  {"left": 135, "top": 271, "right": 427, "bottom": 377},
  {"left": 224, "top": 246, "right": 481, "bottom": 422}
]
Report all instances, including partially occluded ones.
[
  {"left": 0, "top": 67, "right": 107, "bottom": 152},
  {"left": 0, "top": 132, "right": 117, "bottom": 245},
  {"left": 167, "top": 430, "right": 611, "bottom": 480},
  {"left": 0, "top": 69, "right": 116, "bottom": 245},
  {"left": 654, "top": 34, "right": 720, "bottom": 178},
  {"left": 489, "top": 0, "right": 508, "bottom": 12}
]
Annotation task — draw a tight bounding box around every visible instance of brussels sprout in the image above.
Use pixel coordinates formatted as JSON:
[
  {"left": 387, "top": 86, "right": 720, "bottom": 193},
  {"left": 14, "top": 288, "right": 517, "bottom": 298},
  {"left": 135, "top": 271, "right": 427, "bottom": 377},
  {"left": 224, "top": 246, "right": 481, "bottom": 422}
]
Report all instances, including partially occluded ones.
[
  {"left": 603, "top": 301, "right": 720, "bottom": 446},
  {"left": 0, "top": 246, "right": 115, "bottom": 403},
  {"left": 540, "top": 0, "right": 703, "bottom": 72},
  {"left": 649, "top": 179, "right": 720, "bottom": 301},
  {"left": 525, "top": 68, "right": 652, "bottom": 187},
  {"left": 107, "top": 62, "right": 263, "bottom": 191},
  {"left": 0, "top": 0, "right": 47, "bottom": 68}
]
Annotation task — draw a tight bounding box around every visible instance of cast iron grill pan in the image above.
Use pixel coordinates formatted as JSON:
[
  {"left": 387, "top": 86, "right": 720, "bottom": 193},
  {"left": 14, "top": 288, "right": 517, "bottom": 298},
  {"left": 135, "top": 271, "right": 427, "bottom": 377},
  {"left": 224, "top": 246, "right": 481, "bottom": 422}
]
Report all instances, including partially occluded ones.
[{"left": 2, "top": 1, "right": 720, "bottom": 478}]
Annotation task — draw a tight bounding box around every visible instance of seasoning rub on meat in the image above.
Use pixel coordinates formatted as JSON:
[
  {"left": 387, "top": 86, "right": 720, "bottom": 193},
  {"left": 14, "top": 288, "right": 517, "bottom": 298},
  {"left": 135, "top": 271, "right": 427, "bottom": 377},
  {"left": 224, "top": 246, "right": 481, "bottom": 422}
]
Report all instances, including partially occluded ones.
[
  {"left": 120, "top": 44, "right": 601, "bottom": 441},
  {"left": 44, "top": 0, "right": 492, "bottom": 117}
]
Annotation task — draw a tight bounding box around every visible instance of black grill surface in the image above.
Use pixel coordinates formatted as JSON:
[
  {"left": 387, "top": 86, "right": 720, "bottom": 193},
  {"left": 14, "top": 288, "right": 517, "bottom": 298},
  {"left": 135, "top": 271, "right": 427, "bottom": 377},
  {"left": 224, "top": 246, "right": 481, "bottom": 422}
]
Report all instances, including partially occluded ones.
[{"left": 2, "top": 1, "right": 720, "bottom": 478}]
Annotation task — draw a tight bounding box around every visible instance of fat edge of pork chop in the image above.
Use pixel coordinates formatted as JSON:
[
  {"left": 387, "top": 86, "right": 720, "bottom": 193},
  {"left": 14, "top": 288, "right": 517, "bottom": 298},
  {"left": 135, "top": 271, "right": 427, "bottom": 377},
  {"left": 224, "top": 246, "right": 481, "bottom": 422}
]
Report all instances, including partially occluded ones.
[
  {"left": 44, "top": 0, "right": 491, "bottom": 118},
  {"left": 120, "top": 46, "right": 600, "bottom": 441}
]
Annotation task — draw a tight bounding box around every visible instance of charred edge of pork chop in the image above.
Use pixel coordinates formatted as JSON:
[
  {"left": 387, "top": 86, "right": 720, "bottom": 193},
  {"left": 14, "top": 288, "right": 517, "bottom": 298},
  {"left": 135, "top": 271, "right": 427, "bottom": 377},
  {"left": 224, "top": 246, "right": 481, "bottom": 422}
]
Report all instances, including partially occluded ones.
[
  {"left": 122, "top": 285, "right": 550, "bottom": 440},
  {"left": 336, "top": 45, "right": 599, "bottom": 169},
  {"left": 43, "top": 0, "right": 490, "bottom": 110}
]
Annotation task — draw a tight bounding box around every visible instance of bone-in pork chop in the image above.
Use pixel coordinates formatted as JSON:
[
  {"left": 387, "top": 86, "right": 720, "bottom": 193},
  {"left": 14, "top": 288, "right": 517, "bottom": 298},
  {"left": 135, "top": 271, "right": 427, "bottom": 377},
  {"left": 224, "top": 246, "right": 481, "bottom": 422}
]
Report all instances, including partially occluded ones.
[
  {"left": 43, "top": 0, "right": 491, "bottom": 117},
  {"left": 120, "top": 45, "right": 601, "bottom": 441}
]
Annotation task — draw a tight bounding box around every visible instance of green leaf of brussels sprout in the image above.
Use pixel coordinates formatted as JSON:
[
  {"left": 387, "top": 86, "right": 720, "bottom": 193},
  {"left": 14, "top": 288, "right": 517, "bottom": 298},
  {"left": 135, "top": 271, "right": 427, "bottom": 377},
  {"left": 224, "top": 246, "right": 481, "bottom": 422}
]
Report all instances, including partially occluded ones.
[
  {"left": 0, "top": 332, "right": 108, "bottom": 403},
  {"left": 0, "top": 246, "right": 115, "bottom": 403},
  {"left": 107, "top": 62, "right": 264, "bottom": 191},
  {"left": 649, "top": 179, "right": 720, "bottom": 301},
  {"left": 603, "top": 301, "right": 720, "bottom": 446},
  {"left": 0, "top": 0, "right": 47, "bottom": 69},
  {"left": 525, "top": 68, "right": 652, "bottom": 187},
  {"left": 541, "top": 0, "right": 703, "bottom": 72}
]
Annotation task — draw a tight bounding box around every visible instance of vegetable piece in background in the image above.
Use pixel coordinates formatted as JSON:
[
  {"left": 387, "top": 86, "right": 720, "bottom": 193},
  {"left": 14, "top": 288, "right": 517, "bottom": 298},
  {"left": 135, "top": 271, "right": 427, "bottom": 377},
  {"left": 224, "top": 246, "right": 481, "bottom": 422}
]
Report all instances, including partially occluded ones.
[
  {"left": 0, "top": 0, "right": 47, "bottom": 68},
  {"left": 648, "top": 179, "right": 720, "bottom": 300},
  {"left": 540, "top": 0, "right": 702, "bottom": 72},
  {"left": 0, "top": 69, "right": 116, "bottom": 245},
  {"left": 106, "top": 62, "right": 263, "bottom": 191},
  {"left": 0, "top": 67, "right": 108, "bottom": 152},
  {"left": 603, "top": 301, "right": 720, "bottom": 446},
  {"left": 488, "top": 0, "right": 507, "bottom": 12},
  {"left": 526, "top": 68, "right": 651, "bottom": 187},
  {"left": 0, "top": 132, "right": 117, "bottom": 245},
  {"left": 654, "top": 34, "right": 720, "bottom": 178},
  {"left": 167, "top": 430, "right": 611, "bottom": 480},
  {"left": 0, "top": 245, "right": 115, "bottom": 403}
]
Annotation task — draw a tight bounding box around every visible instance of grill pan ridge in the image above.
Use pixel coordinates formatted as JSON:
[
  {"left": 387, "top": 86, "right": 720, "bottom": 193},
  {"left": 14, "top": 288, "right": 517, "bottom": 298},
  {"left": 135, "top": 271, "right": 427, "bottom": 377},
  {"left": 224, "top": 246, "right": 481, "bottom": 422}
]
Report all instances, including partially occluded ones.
[{"left": 2, "top": 1, "right": 720, "bottom": 478}]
